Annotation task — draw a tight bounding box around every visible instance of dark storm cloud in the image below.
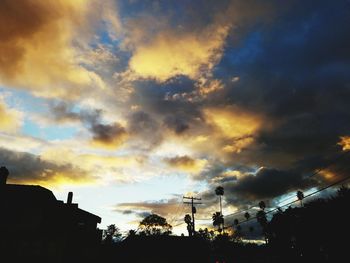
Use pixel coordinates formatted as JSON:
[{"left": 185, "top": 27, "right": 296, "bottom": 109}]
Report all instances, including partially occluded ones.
[
  {"left": 225, "top": 168, "right": 315, "bottom": 202},
  {"left": 90, "top": 122, "right": 127, "bottom": 146},
  {"left": 0, "top": 147, "right": 90, "bottom": 184},
  {"left": 127, "top": 79, "right": 210, "bottom": 142},
  {"left": 50, "top": 101, "right": 127, "bottom": 147},
  {"left": 223, "top": 0, "right": 350, "bottom": 116},
  {"left": 198, "top": 151, "right": 350, "bottom": 210},
  {"left": 163, "top": 115, "right": 189, "bottom": 134},
  {"left": 129, "top": 78, "right": 202, "bottom": 116},
  {"left": 127, "top": 110, "right": 163, "bottom": 149},
  {"left": 211, "top": 0, "right": 350, "bottom": 170}
]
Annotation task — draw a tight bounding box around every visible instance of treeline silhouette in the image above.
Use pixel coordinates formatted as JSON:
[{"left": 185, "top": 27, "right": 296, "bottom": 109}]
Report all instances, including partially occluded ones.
[
  {"left": 266, "top": 186, "right": 350, "bottom": 262},
  {"left": 1, "top": 164, "right": 350, "bottom": 263},
  {"left": 100, "top": 186, "right": 350, "bottom": 263}
]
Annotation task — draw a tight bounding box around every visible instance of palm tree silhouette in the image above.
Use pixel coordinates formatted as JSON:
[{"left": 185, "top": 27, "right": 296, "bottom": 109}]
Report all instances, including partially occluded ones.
[
  {"left": 212, "top": 212, "right": 224, "bottom": 234},
  {"left": 297, "top": 190, "right": 304, "bottom": 207},
  {"left": 258, "top": 201, "right": 266, "bottom": 211},
  {"left": 215, "top": 186, "right": 224, "bottom": 215},
  {"left": 215, "top": 186, "right": 224, "bottom": 233}
]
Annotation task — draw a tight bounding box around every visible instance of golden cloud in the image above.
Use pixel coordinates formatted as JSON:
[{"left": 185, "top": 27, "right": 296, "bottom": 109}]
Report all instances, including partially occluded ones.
[
  {"left": 41, "top": 147, "right": 144, "bottom": 184},
  {"left": 42, "top": 148, "right": 137, "bottom": 169},
  {"left": 163, "top": 155, "right": 208, "bottom": 174},
  {"left": 165, "top": 79, "right": 225, "bottom": 102},
  {"left": 116, "top": 199, "right": 180, "bottom": 218},
  {"left": 338, "top": 136, "right": 350, "bottom": 151},
  {"left": 0, "top": 99, "right": 22, "bottom": 132},
  {"left": 128, "top": 25, "right": 229, "bottom": 82},
  {"left": 0, "top": 0, "right": 104, "bottom": 98},
  {"left": 0, "top": 147, "right": 95, "bottom": 188},
  {"left": 318, "top": 169, "right": 338, "bottom": 183},
  {"left": 211, "top": 169, "right": 245, "bottom": 183},
  {"left": 19, "top": 170, "right": 95, "bottom": 189},
  {"left": 198, "top": 79, "right": 224, "bottom": 96},
  {"left": 0, "top": 133, "right": 45, "bottom": 152},
  {"left": 203, "top": 106, "right": 263, "bottom": 153}
]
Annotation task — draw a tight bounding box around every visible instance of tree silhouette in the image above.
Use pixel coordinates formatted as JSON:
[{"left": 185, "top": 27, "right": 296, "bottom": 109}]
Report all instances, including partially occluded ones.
[
  {"left": 215, "top": 186, "right": 224, "bottom": 232},
  {"left": 139, "top": 214, "right": 172, "bottom": 236},
  {"left": 337, "top": 185, "right": 349, "bottom": 197},
  {"left": 127, "top": 229, "right": 136, "bottom": 237},
  {"left": 233, "top": 218, "right": 242, "bottom": 239},
  {"left": 267, "top": 187, "right": 350, "bottom": 262},
  {"left": 184, "top": 214, "right": 193, "bottom": 236},
  {"left": 198, "top": 228, "right": 213, "bottom": 241},
  {"left": 104, "top": 224, "right": 122, "bottom": 244},
  {"left": 297, "top": 190, "right": 304, "bottom": 207},
  {"left": 258, "top": 201, "right": 266, "bottom": 211},
  {"left": 212, "top": 212, "right": 224, "bottom": 234},
  {"left": 215, "top": 186, "right": 224, "bottom": 215}
]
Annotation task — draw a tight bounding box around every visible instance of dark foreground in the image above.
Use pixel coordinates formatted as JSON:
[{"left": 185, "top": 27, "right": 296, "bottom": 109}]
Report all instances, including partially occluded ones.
[{"left": 1, "top": 235, "right": 347, "bottom": 263}]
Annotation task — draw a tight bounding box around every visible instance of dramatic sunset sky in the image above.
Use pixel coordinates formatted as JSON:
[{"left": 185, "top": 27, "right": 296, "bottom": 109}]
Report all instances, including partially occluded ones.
[{"left": 1, "top": 0, "right": 350, "bottom": 235}]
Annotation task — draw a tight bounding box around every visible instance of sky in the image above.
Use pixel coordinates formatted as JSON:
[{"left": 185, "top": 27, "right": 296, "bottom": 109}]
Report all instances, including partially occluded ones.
[{"left": 1, "top": 0, "right": 350, "bottom": 236}]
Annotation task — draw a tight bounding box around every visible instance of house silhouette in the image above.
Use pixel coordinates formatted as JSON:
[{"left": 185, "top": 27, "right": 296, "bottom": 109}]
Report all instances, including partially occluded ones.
[{"left": 0, "top": 166, "right": 101, "bottom": 263}]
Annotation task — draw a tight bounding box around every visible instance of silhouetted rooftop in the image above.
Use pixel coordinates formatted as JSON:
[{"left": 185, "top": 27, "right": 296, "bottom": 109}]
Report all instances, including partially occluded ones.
[{"left": 2, "top": 184, "right": 57, "bottom": 205}]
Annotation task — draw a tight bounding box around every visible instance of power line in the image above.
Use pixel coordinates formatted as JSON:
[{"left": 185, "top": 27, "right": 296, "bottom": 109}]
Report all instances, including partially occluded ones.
[
  {"left": 167, "top": 201, "right": 185, "bottom": 226},
  {"left": 223, "top": 150, "right": 350, "bottom": 220},
  {"left": 196, "top": 162, "right": 350, "bottom": 229},
  {"left": 146, "top": 150, "right": 350, "bottom": 234},
  {"left": 169, "top": 203, "right": 187, "bottom": 227},
  {"left": 172, "top": 221, "right": 186, "bottom": 228},
  {"left": 225, "top": 171, "right": 350, "bottom": 229}
]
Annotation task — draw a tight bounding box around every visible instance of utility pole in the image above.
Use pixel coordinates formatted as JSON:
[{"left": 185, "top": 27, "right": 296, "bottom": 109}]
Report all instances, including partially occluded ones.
[{"left": 183, "top": 196, "right": 202, "bottom": 235}]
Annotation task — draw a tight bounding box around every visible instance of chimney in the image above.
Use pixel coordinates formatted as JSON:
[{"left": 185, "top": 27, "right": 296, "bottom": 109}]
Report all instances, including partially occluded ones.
[
  {"left": 67, "top": 191, "right": 73, "bottom": 204},
  {"left": 0, "top": 166, "right": 9, "bottom": 185}
]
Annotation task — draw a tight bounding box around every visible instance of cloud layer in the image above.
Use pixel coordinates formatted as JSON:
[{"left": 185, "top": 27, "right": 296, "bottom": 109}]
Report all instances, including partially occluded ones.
[{"left": 1, "top": 0, "right": 350, "bottom": 231}]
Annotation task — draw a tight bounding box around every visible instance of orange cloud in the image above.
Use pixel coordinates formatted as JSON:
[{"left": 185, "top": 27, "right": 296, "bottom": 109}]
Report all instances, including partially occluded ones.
[
  {"left": 338, "top": 136, "right": 350, "bottom": 151},
  {"left": 211, "top": 169, "right": 245, "bottom": 183},
  {"left": 0, "top": 99, "right": 22, "bottom": 132},
  {"left": 0, "top": 0, "right": 104, "bottom": 98},
  {"left": 116, "top": 199, "right": 180, "bottom": 218},
  {"left": 203, "top": 106, "right": 263, "bottom": 153},
  {"left": 128, "top": 25, "right": 229, "bottom": 82},
  {"left": 40, "top": 147, "right": 147, "bottom": 184},
  {"left": 164, "top": 155, "right": 207, "bottom": 174},
  {"left": 0, "top": 147, "right": 95, "bottom": 188},
  {"left": 165, "top": 79, "right": 225, "bottom": 102}
]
